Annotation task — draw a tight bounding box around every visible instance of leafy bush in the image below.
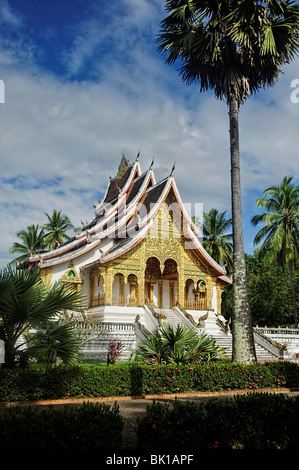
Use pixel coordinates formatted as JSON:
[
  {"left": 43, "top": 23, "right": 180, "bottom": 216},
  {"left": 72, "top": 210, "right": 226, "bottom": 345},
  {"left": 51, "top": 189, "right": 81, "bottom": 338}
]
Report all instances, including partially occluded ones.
[
  {"left": 107, "top": 341, "right": 124, "bottom": 365},
  {"left": 136, "top": 325, "right": 225, "bottom": 365},
  {"left": 136, "top": 394, "right": 299, "bottom": 450},
  {"left": 0, "top": 361, "right": 298, "bottom": 403},
  {"left": 0, "top": 401, "right": 123, "bottom": 449}
]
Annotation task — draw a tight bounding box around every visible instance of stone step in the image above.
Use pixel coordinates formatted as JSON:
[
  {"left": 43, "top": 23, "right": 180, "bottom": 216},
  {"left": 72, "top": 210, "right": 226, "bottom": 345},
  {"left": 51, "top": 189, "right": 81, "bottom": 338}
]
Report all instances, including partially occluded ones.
[{"left": 161, "top": 309, "right": 280, "bottom": 362}]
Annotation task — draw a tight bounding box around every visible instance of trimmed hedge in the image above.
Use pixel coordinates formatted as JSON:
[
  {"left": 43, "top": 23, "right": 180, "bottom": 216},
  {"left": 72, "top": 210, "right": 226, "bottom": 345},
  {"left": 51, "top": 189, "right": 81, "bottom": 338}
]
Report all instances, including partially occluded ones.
[
  {"left": 136, "top": 393, "right": 299, "bottom": 450},
  {"left": 0, "top": 360, "right": 299, "bottom": 403},
  {"left": 0, "top": 401, "right": 123, "bottom": 449}
]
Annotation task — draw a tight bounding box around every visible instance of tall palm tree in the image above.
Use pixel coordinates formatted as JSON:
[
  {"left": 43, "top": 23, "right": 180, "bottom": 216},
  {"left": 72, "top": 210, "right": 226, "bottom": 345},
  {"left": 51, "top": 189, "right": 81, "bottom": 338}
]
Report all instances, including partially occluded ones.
[
  {"left": 9, "top": 224, "right": 46, "bottom": 265},
  {"left": 42, "top": 209, "right": 74, "bottom": 250},
  {"left": 202, "top": 208, "right": 233, "bottom": 274},
  {"left": 157, "top": 0, "right": 299, "bottom": 363},
  {"left": 0, "top": 266, "right": 84, "bottom": 368},
  {"left": 251, "top": 176, "right": 299, "bottom": 327}
]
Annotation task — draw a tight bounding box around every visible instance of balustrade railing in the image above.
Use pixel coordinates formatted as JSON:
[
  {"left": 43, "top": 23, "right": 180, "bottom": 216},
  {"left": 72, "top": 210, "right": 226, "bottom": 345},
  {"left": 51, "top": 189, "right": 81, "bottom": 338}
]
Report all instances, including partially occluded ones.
[
  {"left": 90, "top": 295, "right": 105, "bottom": 307},
  {"left": 90, "top": 295, "right": 139, "bottom": 308},
  {"left": 254, "top": 326, "right": 299, "bottom": 336},
  {"left": 90, "top": 296, "right": 207, "bottom": 310},
  {"left": 184, "top": 299, "right": 207, "bottom": 310},
  {"left": 112, "top": 296, "right": 139, "bottom": 307}
]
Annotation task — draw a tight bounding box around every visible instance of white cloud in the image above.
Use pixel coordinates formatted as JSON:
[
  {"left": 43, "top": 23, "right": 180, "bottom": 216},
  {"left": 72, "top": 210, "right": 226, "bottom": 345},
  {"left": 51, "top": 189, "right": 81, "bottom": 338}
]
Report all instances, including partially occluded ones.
[{"left": 0, "top": 0, "right": 299, "bottom": 268}]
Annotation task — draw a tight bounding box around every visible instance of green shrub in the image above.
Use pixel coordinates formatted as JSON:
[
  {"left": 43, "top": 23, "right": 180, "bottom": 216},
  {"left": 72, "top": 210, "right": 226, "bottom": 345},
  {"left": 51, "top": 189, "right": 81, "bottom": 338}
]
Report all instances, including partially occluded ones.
[
  {"left": 0, "top": 360, "right": 298, "bottom": 403},
  {"left": 136, "top": 394, "right": 299, "bottom": 450},
  {"left": 0, "top": 401, "right": 123, "bottom": 449}
]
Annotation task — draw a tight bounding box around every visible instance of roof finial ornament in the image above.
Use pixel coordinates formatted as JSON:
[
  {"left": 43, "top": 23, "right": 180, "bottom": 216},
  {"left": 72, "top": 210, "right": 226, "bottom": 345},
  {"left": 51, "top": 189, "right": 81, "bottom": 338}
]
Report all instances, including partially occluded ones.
[
  {"left": 150, "top": 157, "right": 154, "bottom": 169},
  {"left": 136, "top": 150, "right": 140, "bottom": 161},
  {"left": 117, "top": 151, "right": 130, "bottom": 178},
  {"left": 170, "top": 162, "right": 175, "bottom": 176}
]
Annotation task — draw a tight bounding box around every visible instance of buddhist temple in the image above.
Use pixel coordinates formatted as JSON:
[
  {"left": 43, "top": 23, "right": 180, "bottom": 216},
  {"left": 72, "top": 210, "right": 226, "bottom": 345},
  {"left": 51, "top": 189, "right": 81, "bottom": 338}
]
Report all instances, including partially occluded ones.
[{"left": 29, "top": 152, "right": 233, "bottom": 359}]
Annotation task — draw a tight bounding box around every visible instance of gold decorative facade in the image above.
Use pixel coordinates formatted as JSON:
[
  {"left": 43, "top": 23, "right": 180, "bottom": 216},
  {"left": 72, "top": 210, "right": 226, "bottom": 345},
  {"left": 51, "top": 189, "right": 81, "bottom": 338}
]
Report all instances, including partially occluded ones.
[
  {"left": 88, "top": 205, "right": 227, "bottom": 313},
  {"left": 31, "top": 154, "right": 231, "bottom": 313}
]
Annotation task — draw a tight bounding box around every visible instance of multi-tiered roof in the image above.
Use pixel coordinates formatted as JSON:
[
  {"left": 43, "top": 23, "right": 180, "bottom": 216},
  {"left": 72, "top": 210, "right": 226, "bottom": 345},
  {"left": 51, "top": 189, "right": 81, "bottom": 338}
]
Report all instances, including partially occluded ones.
[{"left": 29, "top": 153, "right": 231, "bottom": 283}]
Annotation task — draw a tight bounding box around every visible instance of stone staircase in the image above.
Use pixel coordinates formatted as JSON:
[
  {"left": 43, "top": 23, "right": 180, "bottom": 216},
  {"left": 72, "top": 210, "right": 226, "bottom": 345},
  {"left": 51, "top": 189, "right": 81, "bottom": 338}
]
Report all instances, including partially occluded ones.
[
  {"left": 81, "top": 305, "right": 286, "bottom": 362},
  {"left": 207, "top": 327, "right": 283, "bottom": 362},
  {"left": 167, "top": 307, "right": 284, "bottom": 362},
  {"left": 159, "top": 309, "right": 186, "bottom": 327}
]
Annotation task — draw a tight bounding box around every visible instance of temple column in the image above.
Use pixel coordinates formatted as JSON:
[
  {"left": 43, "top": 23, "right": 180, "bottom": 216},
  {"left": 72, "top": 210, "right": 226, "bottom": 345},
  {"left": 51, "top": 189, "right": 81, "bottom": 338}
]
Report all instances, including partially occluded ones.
[
  {"left": 89, "top": 271, "right": 95, "bottom": 307},
  {"left": 120, "top": 274, "right": 125, "bottom": 301},
  {"left": 158, "top": 279, "right": 163, "bottom": 309},
  {"left": 178, "top": 242, "right": 185, "bottom": 305},
  {"left": 169, "top": 280, "right": 174, "bottom": 309},
  {"left": 139, "top": 240, "right": 146, "bottom": 305},
  {"left": 105, "top": 263, "right": 113, "bottom": 305},
  {"left": 149, "top": 282, "right": 155, "bottom": 305},
  {"left": 207, "top": 276, "right": 217, "bottom": 310},
  {"left": 216, "top": 283, "right": 225, "bottom": 314},
  {"left": 139, "top": 277, "right": 145, "bottom": 305}
]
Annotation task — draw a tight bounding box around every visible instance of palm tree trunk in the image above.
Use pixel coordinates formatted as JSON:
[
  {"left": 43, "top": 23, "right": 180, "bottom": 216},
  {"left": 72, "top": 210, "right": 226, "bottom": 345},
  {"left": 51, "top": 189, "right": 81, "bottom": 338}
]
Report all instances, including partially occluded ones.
[
  {"left": 229, "top": 95, "right": 256, "bottom": 363},
  {"left": 289, "top": 259, "right": 298, "bottom": 327}
]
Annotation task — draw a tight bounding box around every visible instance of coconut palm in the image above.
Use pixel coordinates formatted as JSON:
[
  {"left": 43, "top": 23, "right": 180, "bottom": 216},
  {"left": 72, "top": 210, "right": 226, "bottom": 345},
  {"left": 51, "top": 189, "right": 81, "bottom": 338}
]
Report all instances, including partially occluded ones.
[
  {"left": 251, "top": 176, "right": 299, "bottom": 327},
  {"left": 9, "top": 224, "right": 46, "bottom": 265},
  {"left": 0, "top": 266, "right": 85, "bottom": 368},
  {"left": 157, "top": 0, "right": 299, "bottom": 363},
  {"left": 202, "top": 208, "right": 233, "bottom": 274},
  {"left": 42, "top": 209, "right": 74, "bottom": 250}
]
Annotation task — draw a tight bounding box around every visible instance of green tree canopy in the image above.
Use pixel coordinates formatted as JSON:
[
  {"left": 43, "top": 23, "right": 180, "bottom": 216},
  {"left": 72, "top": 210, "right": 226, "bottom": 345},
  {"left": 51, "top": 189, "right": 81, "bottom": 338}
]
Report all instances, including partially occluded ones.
[
  {"left": 157, "top": 0, "right": 299, "bottom": 363},
  {"left": 251, "top": 176, "right": 299, "bottom": 326},
  {"left": 246, "top": 251, "right": 299, "bottom": 327},
  {"left": 202, "top": 208, "right": 233, "bottom": 274},
  {"left": 9, "top": 224, "right": 46, "bottom": 266},
  {"left": 42, "top": 209, "right": 74, "bottom": 251}
]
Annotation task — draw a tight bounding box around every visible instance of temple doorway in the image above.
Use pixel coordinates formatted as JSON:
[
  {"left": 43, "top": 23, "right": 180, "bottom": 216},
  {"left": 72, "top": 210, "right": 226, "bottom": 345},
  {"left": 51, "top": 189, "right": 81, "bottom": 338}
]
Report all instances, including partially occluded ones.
[{"left": 144, "top": 257, "right": 178, "bottom": 309}]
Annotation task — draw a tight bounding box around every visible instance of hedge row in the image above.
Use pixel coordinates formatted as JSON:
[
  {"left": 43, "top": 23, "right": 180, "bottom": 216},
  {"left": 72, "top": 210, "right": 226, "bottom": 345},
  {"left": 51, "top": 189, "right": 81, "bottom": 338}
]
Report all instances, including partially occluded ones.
[
  {"left": 0, "top": 360, "right": 299, "bottom": 403},
  {"left": 0, "top": 402, "right": 123, "bottom": 449},
  {"left": 136, "top": 393, "right": 299, "bottom": 450}
]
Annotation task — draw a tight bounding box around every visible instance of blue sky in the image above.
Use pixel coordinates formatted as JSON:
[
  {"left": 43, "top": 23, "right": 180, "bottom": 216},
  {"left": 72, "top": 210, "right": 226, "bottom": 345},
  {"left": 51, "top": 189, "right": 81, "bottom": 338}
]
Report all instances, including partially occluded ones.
[{"left": 0, "top": 0, "right": 299, "bottom": 268}]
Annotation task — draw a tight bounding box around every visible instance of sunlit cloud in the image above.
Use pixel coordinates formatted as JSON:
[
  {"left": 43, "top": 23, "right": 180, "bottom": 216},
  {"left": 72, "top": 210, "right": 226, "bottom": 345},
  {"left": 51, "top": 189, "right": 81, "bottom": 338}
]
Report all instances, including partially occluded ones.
[{"left": 0, "top": 0, "right": 298, "bottom": 267}]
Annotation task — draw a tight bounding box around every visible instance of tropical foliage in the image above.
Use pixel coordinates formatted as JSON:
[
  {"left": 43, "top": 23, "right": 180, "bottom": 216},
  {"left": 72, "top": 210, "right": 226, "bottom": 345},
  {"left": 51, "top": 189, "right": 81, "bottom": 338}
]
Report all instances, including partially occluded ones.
[
  {"left": 247, "top": 251, "right": 299, "bottom": 327},
  {"left": 136, "top": 324, "right": 226, "bottom": 365},
  {"left": 251, "top": 176, "right": 299, "bottom": 326},
  {"left": 0, "top": 266, "right": 85, "bottom": 368},
  {"left": 157, "top": 0, "right": 299, "bottom": 363},
  {"left": 42, "top": 209, "right": 74, "bottom": 250},
  {"left": 10, "top": 209, "right": 74, "bottom": 265},
  {"left": 202, "top": 208, "right": 233, "bottom": 274},
  {"left": 222, "top": 251, "right": 299, "bottom": 327},
  {"left": 9, "top": 224, "right": 46, "bottom": 265}
]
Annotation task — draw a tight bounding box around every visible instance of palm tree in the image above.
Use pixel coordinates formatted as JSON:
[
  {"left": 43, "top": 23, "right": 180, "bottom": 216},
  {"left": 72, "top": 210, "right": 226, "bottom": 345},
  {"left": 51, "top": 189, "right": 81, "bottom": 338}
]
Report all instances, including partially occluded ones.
[
  {"left": 0, "top": 266, "right": 85, "bottom": 368},
  {"left": 157, "top": 0, "right": 299, "bottom": 363},
  {"left": 42, "top": 209, "right": 74, "bottom": 250},
  {"left": 136, "top": 324, "right": 225, "bottom": 365},
  {"left": 202, "top": 208, "right": 233, "bottom": 274},
  {"left": 9, "top": 224, "right": 46, "bottom": 265},
  {"left": 251, "top": 176, "right": 299, "bottom": 327}
]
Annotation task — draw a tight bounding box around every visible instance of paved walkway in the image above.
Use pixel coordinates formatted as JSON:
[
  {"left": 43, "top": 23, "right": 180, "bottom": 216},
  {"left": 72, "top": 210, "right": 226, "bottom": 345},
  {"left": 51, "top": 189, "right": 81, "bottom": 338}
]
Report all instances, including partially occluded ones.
[{"left": 2, "top": 387, "right": 299, "bottom": 448}]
